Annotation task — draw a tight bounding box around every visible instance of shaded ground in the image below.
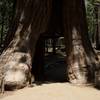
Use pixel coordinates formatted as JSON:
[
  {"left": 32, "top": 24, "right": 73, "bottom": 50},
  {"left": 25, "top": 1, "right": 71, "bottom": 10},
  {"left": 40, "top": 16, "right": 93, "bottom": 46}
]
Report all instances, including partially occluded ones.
[{"left": 44, "top": 53, "right": 67, "bottom": 82}]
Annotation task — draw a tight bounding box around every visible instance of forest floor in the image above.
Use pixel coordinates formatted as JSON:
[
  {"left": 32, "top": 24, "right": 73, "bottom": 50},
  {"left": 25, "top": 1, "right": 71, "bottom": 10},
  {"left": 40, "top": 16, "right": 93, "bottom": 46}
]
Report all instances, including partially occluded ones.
[{"left": 0, "top": 51, "right": 100, "bottom": 100}]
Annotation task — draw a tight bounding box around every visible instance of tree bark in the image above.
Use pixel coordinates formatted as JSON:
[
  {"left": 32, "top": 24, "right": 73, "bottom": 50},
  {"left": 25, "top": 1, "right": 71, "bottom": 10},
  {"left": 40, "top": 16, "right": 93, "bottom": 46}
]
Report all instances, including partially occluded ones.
[
  {"left": 0, "top": 0, "right": 99, "bottom": 90},
  {"left": 96, "top": 4, "right": 100, "bottom": 50},
  {"left": 0, "top": 0, "right": 53, "bottom": 89},
  {"left": 63, "top": 0, "right": 99, "bottom": 85}
]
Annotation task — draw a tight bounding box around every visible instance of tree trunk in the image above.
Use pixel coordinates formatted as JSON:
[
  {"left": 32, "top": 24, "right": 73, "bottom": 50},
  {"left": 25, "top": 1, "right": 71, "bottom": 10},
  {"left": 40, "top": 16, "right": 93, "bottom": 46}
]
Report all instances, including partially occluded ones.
[
  {"left": 96, "top": 4, "right": 100, "bottom": 50},
  {"left": 63, "top": 0, "right": 99, "bottom": 85},
  {"left": 0, "top": 0, "right": 53, "bottom": 89},
  {"left": 32, "top": 35, "right": 45, "bottom": 81},
  {"left": 0, "top": 0, "right": 100, "bottom": 90}
]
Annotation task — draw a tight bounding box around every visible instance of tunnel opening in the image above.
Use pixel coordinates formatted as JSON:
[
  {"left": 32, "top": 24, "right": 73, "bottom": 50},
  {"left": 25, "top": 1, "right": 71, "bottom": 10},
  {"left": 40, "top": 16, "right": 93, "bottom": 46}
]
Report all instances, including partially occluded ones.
[{"left": 32, "top": 32, "right": 68, "bottom": 82}]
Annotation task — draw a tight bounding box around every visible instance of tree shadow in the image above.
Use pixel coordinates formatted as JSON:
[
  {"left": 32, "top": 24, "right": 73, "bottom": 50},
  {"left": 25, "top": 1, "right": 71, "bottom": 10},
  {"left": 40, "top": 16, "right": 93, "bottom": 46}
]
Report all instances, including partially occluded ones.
[{"left": 32, "top": 53, "right": 69, "bottom": 86}]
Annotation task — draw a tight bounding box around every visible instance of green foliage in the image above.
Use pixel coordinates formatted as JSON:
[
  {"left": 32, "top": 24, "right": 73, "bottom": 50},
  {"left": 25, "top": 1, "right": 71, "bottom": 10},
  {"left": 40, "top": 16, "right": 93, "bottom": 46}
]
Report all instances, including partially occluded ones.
[
  {"left": 85, "top": 0, "right": 96, "bottom": 40},
  {"left": 0, "top": 0, "right": 14, "bottom": 43}
]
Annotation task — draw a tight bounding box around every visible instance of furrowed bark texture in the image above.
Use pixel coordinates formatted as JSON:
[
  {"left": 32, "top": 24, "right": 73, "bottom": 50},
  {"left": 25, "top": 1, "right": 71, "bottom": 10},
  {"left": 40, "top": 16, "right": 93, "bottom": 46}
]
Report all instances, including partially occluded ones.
[
  {"left": 0, "top": 0, "right": 99, "bottom": 90},
  {"left": 0, "top": 0, "right": 53, "bottom": 89},
  {"left": 63, "top": 0, "right": 99, "bottom": 85}
]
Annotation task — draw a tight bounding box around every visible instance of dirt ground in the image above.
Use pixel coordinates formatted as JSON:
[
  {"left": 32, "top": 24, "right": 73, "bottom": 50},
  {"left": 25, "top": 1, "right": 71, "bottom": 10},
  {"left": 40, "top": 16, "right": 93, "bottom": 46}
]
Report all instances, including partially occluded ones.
[{"left": 0, "top": 82, "right": 100, "bottom": 100}]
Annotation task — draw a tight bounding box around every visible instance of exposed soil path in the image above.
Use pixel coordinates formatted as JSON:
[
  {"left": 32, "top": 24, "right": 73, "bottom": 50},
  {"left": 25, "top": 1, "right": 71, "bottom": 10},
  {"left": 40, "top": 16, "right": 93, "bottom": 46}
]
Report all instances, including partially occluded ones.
[{"left": 0, "top": 83, "right": 100, "bottom": 100}]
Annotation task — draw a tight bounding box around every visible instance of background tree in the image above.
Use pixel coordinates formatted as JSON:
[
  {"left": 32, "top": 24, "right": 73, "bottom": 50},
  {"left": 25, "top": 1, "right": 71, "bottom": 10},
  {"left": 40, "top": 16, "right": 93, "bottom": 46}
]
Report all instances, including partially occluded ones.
[{"left": 94, "top": 1, "right": 100, "bottom": 50}]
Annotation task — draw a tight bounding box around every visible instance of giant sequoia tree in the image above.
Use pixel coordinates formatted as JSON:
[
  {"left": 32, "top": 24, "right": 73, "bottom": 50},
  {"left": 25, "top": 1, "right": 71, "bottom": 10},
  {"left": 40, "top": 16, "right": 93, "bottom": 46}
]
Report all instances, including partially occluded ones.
[
  {"left": 0, "top": 0, "right": 99, "bottom": 89},
  {"left": 0, "top": 0, "right": 53, "bottom": 89},
  {"left": 63, "top": 0, "right": 99, "bottom": 84}
]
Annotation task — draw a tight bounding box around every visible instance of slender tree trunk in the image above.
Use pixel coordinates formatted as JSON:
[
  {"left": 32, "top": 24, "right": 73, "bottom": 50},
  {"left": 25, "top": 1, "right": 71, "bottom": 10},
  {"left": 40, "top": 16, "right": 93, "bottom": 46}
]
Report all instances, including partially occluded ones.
[
  {"left": 0, "top": 3, "right": 5, "bottom": 49},
  {"left": 96, "top": 4, "right": 100, "bottom": 50},
  {"left": 52, "top": 37, "right": 56, "bottom": 54},
  {"left": 63, "top": 0, "right": 99, "bottom": 85},
  {"left": 1, "top": 14, "right": 4, "bottom": 45}
]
